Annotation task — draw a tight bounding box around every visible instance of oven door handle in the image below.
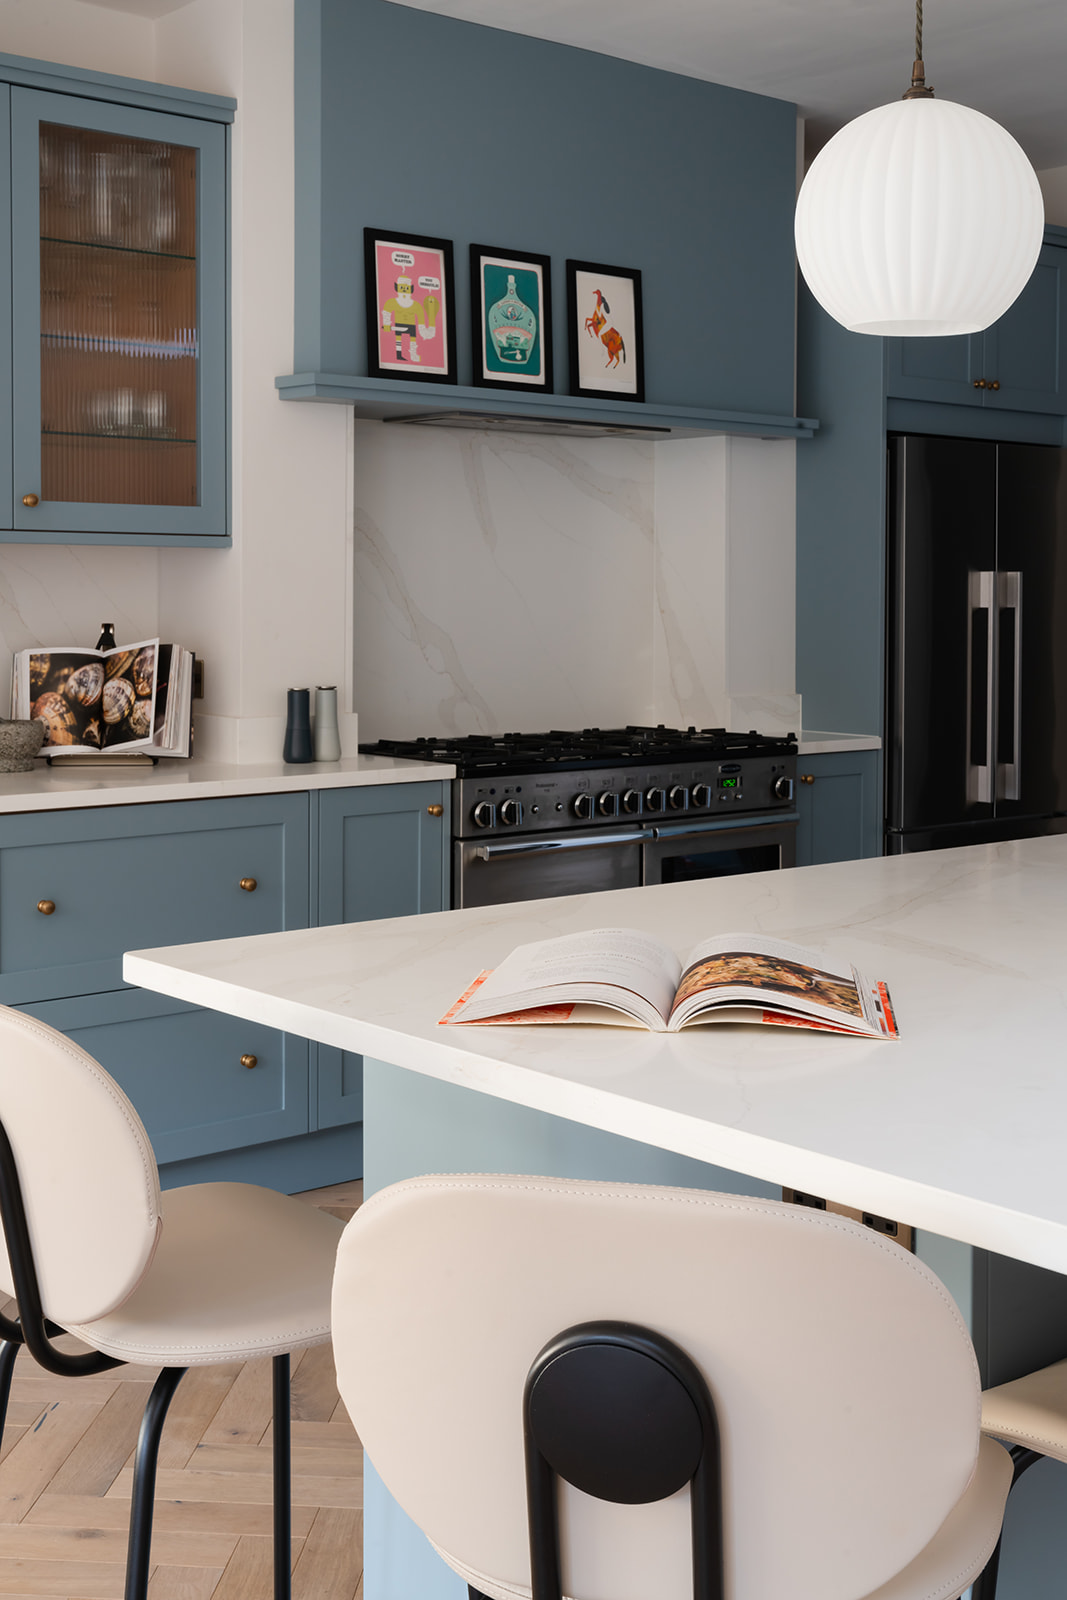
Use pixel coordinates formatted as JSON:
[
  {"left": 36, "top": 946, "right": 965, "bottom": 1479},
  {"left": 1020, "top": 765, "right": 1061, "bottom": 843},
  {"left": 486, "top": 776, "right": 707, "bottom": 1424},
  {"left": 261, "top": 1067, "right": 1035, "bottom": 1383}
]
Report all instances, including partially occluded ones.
[
  {"left": 474, "top": 829, "right": 647, "bottom": 860},
  {"left": 651, "top": 812, "right": 800, "bottom": 840}
]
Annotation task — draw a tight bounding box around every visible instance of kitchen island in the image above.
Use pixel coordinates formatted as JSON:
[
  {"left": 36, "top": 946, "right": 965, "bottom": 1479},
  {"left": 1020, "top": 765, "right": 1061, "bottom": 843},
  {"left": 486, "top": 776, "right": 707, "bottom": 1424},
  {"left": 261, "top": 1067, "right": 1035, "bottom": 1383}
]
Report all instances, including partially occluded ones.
[{"left": 124, "top": 835, "right": 1067, "bottom": 1600}]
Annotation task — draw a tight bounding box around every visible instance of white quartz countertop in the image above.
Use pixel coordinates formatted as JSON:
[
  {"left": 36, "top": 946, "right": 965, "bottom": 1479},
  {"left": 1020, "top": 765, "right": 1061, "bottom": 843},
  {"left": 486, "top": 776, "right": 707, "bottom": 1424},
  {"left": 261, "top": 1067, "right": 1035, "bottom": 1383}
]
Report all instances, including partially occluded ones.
[
  {"left": 796, "top": 731, "right": 882, "bottom": 755},
  {"left": 125, "top": 837, "right": 1067, "bottom": 1270},
  {"left": 0, "top": 753, "right": 452, "bottom": 814}
]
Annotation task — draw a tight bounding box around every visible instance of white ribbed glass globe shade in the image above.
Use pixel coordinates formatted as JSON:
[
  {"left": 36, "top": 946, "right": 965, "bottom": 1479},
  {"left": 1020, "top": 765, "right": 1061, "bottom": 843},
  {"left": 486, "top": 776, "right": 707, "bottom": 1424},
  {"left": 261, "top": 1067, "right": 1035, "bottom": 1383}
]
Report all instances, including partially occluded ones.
[{"left": 795, "top": 97, "right": 1045, "bottom": 336}]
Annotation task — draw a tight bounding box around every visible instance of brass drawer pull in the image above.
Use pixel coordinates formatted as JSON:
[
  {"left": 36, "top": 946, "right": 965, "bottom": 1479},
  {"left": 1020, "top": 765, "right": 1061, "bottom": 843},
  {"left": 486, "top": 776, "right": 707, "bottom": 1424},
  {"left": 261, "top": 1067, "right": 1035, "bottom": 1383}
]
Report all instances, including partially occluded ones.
[
  {"left": 427, "top": 804, "right": 444, "bottom": 817},
  {"left": 21, "top": 494, "right": 38, "bottom": 507},
  {"left": 241, "top": 1053, "right": 258, "bottom": 1070},
  {"left": 974, "top": 379, "right": 986, "bottom": 389},
  {"left": 990, "top": 380, "right": 1000, "bottom": 390},
  {"left": 799, "top": 774, "right": 815, "bottom": 785},
  {"left": 36, "top": 899, "right": 55, "bottom": 915},
  {"left": 239, "top": 877, "right": 257, "bottom": 892}
]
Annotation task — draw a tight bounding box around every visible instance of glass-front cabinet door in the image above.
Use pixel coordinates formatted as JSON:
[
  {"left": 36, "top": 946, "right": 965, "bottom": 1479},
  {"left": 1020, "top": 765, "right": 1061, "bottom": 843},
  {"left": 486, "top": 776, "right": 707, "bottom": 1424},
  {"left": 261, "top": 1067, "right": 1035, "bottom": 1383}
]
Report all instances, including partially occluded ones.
[{"left": 9, "top": 89, "right": 227, "bottom": 541}]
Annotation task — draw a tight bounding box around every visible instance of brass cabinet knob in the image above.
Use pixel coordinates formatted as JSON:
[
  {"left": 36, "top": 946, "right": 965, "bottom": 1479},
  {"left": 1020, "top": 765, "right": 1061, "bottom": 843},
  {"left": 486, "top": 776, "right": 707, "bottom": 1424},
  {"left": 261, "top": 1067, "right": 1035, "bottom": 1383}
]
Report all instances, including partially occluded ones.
[
  {"left": 427, "top": 804, "right": 444, "bottom": 817},
  {"left": 240, "top": 1053, "right": 258, "bottom": 1069},
  {"left": 973, "top": 379, "right": 986, "bottom": 389},
  {"left": 799, "top": 774, "right": 815, "bottom": 785},
  {"left": 239, "top": 877, "right": 257, "bottom": 892},
  {"left": 990, "top": 380, "right": 1000, "bottom": 391},
  {"left": 36, "top": 899, "right": 55, "bottom": 914},
  {"left": 22, "top": 494, "right": 39, "bottom": 507}
]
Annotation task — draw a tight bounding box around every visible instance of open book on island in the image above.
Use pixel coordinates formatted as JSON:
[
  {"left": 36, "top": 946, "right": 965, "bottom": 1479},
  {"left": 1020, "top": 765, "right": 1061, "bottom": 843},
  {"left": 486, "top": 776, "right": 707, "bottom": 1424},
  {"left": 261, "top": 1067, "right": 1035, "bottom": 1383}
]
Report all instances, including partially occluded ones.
[
  {"left": 12, "top": 639, "right": 194, "bottom": 759},
  {"left": 441, "top": 929, "right": 899, "bottom": 1038}
]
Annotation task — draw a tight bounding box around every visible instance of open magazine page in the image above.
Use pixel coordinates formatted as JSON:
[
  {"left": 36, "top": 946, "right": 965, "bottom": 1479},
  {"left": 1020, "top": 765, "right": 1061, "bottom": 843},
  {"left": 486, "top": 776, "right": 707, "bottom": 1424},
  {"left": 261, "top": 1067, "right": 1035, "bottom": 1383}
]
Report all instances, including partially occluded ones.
[
  {"left": 18, "top": 640, "right": 161, "bottom": 753},
  {"left": 442, "top": 927, "right": 682, "bottom": 1030},
  {"left": 668, "top": 932, "right": 893, "bottom": 1036}
]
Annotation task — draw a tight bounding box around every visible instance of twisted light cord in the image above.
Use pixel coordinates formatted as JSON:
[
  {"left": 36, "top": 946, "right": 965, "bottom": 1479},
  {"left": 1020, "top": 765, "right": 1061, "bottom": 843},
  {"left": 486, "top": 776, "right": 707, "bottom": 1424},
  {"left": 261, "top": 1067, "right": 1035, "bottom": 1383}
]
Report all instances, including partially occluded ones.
[{"left": 916, "top": 0, "right": 923, "bottom": 64}]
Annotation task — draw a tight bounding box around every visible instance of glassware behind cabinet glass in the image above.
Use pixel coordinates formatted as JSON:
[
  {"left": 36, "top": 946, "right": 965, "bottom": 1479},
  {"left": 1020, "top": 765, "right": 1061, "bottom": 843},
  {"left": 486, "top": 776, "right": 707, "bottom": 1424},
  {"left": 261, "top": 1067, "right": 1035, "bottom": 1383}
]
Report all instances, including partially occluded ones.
[{"left": 38, "top": 122, "right": 198, "bottom": 507}]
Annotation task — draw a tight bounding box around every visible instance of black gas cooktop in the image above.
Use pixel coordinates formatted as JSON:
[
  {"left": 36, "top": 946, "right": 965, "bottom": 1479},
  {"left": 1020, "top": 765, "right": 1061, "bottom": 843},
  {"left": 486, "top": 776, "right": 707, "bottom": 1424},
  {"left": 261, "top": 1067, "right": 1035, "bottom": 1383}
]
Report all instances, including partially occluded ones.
[{"left": 359, "top": 725, "right": 797, "bottom": 778}]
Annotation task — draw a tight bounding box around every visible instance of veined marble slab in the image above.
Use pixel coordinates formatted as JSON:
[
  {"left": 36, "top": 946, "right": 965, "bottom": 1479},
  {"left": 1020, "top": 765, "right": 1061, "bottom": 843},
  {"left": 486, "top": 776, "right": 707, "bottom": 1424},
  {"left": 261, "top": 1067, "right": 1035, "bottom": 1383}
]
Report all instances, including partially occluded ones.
[
  {"left": 0, "top": 753, "right": 451, "bottom": 814},
  {"left": 127, "top": 836, "right": 1067, "bottom": 1273}
]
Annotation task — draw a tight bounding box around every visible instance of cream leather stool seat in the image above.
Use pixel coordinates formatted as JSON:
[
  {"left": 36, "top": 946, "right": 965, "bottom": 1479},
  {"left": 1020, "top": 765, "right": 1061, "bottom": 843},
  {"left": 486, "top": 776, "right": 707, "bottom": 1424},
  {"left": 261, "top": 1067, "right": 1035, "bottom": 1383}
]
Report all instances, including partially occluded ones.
[
  {"left": 982, "top": 1359, "right": 1067, "bottom": 1460},
  {"left": 333, "top": 1173, "right": 1014, "bottom": 1600},
  {"left": 0, "top": 1004, "right": 344, "bottom": 1600}
]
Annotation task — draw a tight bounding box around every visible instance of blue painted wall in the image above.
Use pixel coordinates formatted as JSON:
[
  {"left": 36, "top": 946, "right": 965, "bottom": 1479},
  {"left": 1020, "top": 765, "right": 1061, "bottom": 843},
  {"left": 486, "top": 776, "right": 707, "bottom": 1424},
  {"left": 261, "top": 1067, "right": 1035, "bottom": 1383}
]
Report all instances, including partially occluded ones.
[
  {"left": 294, "top": 0, "right": 798, "bottom": 415},
  {"left": 795, "top": 287, "right": 887, "bottom": 735}
]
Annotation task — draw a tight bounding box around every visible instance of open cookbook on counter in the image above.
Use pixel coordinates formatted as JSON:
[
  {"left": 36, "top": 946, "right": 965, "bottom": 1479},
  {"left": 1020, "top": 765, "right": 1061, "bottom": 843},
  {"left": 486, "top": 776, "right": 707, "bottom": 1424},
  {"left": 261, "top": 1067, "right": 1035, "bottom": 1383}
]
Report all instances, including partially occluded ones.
[
  {"left": 12, "top": 639, "right": 194, "bottom": 758},
  {"left": 441, "top": 928, "right": 899, "bottom": 1038}
]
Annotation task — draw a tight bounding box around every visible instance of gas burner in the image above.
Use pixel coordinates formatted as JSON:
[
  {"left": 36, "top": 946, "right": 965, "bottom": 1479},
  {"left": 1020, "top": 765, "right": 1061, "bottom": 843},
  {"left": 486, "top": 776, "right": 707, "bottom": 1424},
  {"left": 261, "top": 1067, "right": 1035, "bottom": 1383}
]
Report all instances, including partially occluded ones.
[{"left": 360, "top": 725, "right": 797, "bottom": 777}]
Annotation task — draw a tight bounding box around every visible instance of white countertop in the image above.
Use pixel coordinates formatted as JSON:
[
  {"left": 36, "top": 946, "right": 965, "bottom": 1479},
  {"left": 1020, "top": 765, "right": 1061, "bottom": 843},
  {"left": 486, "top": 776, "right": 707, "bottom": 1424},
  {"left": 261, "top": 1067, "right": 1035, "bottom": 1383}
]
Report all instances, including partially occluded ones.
[
  {"left": 796, "top": 731, "right": 882, "bottom": 755},
  {"left": 0, "top": 753, "right": 452, "bottom": 814},
  {"left": 127, "top": 835, "right": 1067, "bottom": 1273}
]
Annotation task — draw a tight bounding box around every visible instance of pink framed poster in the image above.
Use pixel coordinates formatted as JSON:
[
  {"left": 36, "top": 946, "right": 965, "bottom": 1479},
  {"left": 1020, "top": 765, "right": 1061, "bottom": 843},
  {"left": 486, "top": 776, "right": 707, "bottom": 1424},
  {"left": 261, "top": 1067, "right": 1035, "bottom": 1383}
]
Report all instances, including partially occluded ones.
[{"left": 364, "top": 229, "right": 457, "bottom": 383}]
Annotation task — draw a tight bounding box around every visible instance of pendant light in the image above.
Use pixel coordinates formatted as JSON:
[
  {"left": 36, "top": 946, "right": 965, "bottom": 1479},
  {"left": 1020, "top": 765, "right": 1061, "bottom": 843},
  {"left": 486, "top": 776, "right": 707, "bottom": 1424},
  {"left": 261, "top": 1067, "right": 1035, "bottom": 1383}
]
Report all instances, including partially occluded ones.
[{"left": 794, "top": 0, "right": 1044, "bottom": 336}]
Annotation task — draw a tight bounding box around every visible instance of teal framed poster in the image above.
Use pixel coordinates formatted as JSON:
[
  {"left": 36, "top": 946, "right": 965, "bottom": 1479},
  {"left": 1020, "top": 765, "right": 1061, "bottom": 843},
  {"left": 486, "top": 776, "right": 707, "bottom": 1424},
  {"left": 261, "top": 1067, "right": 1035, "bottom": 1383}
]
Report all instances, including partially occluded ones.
[{"left": 470, "top": 244, "right": 553, "bottom": 392}]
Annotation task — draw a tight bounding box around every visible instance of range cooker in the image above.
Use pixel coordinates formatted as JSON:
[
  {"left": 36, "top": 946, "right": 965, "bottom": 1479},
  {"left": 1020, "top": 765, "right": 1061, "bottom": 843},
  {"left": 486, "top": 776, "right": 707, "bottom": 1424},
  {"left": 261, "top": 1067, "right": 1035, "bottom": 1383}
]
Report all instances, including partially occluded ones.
[{"left": 359, "top": 726, "right": 799, "bottom": 908}]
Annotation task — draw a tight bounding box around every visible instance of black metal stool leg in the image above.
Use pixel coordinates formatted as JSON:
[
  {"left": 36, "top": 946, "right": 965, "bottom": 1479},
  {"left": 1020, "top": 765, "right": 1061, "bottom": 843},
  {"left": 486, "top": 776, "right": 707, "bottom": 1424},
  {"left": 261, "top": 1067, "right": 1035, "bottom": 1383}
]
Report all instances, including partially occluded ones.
[
  {"left": 469, "top": 1589, "right": 493, "bottom": 1600},
  {"left": 273, "top": 1352, "right": 292, "bottom": 1600},
  {"left": 124, "top": 1366, "right": 187, "bottom": 1600},
  {"left": 0, "top": 1339, "right": 20, "bottom": 1448}
]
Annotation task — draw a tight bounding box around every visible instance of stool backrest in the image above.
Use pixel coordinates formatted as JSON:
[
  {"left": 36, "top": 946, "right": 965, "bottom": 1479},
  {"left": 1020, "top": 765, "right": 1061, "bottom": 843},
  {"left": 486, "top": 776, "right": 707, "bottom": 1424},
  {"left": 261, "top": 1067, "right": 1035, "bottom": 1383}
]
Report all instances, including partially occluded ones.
[
  {"left": 0, "top": 1006, "right": 161, "bottom": 1325},
  {"left": 333, "top": 1174, "right": 981, "bottom": 1600}
]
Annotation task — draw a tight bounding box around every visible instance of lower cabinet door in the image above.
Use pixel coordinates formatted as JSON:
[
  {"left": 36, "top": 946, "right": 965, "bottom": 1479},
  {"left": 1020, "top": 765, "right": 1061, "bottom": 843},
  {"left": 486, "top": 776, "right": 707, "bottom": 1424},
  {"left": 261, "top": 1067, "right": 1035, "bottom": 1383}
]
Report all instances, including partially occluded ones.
[
  {"left": 16, "top": 988, "right": 309, "bottom": 1165},
  {"left": 314, "top": 782, "right": 449, "bottom": 1130},
  {"left": 796, "top": 750, "right": 883, "bottom": 867}
]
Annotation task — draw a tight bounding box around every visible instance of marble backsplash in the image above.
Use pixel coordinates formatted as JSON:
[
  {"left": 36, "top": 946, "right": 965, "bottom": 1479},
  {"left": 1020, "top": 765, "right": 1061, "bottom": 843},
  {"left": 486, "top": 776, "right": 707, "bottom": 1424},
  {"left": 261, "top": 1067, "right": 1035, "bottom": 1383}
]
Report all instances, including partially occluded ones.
[{"left": 352, "top": 421, "right": 797, "bottom": 741}]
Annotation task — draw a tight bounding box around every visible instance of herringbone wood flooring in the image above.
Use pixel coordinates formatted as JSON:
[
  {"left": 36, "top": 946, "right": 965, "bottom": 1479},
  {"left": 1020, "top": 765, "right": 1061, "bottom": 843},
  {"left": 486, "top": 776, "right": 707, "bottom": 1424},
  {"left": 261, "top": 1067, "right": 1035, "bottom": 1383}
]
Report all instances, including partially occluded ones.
[{"left": 0, "top": 1180, "right": 364, "bottom": 1599}]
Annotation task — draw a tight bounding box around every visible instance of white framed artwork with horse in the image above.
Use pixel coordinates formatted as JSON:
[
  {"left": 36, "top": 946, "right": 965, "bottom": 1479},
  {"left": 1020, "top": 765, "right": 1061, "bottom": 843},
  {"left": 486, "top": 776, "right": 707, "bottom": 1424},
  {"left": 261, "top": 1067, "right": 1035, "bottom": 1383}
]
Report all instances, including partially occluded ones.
[{"left": 566, "top": 259, "right": 644, "bottom": 402}]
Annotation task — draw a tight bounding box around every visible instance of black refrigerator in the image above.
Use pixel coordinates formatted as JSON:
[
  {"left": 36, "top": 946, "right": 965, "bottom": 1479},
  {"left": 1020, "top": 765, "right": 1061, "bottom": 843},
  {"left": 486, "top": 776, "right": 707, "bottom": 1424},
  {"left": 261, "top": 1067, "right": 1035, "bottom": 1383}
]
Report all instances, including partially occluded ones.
[{"left": 886, "top": 433, "right": 1067, "bottom": 853}]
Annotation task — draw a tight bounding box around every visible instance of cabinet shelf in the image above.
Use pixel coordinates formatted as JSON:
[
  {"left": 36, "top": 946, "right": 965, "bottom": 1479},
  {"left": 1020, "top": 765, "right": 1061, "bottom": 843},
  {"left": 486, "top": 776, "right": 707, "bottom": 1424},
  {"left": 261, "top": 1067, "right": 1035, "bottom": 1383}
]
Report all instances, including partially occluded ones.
[
  {"left": 275, "top": 372, "right": 818, "bottom": 442},
  {"left": 43, "top": 429, "right": 193, "bottom": 443},
  {"left": 40, "top": 234, "right": 196, "bottom": 263}
]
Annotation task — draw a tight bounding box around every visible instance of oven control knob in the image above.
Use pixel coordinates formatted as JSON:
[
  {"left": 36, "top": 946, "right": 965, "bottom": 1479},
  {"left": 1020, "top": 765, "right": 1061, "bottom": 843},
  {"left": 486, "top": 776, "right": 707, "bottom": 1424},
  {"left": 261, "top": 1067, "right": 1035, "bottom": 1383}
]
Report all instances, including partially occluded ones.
[
  {"left": 471, "top": 801, "right": 495, "bottom": 829},
  {"left": 499, "top": 798, "right": 523, "bottom": 827},
  {"left": 774, "top": 776, "right": 795, "bottom": 802},
  {"left": 597, "top": 790, "right": 619, "bottom": 817},
  {"left": 621, "top": 789, "right": 642, "bottom": 814},
  {"left": 572, "top": 793, "right": 595, "bottom": 821},
  {"left": 645, "top": 787, "right": 667, "bottom": 812},
  {"left": 668, "top": 785, "right": 689, "bottom": 811},
  {"left": 691, "top": 782, "right": 713, "bottom": 808}
]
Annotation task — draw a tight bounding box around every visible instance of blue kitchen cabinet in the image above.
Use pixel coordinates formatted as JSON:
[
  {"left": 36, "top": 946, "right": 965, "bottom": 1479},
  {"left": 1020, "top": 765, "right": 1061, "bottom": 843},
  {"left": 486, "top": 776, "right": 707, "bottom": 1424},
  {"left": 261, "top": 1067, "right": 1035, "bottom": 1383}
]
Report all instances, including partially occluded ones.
[
  {"left": 314, "top": 782, "right": 449, "bottom": 1130},
  {"left": 15, "top": 987, "right": 309, "bottom": 1164},
  {"left": 885, "top": 236, "right": 1067, "bottom": 415},
  {"left": 795, "top": 750, "right": 882, "bottom": 867},
  {"left": 0, "top": 793, "right": 310, "bottom": 1005},
  {"left": 0, "top": 55, "right": 235, "bottom": 544}
]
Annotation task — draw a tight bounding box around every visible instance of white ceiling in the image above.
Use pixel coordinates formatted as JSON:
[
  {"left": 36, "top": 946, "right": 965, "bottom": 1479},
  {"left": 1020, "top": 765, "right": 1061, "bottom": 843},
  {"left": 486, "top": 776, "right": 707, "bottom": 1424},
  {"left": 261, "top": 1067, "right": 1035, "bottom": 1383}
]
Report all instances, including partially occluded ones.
[
  {"left": 73, "top": 0, "right": 1067, "bottom": 170},
  {"left": 387, "top": 0, "right": 1067, "bottom": 171}
]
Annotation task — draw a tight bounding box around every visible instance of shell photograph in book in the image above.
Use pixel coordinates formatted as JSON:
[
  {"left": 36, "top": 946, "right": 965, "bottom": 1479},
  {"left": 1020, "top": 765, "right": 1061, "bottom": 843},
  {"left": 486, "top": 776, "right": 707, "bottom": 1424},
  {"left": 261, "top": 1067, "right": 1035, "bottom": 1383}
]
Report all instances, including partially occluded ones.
[{"left": 30, "top": 643, "right": 158, "bottom": 750}]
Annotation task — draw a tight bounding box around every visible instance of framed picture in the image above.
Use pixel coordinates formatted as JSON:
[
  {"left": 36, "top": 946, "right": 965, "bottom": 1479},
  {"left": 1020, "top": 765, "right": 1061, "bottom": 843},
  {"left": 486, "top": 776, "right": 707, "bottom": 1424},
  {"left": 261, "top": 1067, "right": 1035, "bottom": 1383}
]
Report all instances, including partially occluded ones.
[
  {"left": 566, "top": 260, "right": 644, "bottom": 403},
  {"left": 470, "top": 244, "right": 553, "bottom": 391},
  {"left": 364, "top": 229, "right": 456, "bottom": 383}
]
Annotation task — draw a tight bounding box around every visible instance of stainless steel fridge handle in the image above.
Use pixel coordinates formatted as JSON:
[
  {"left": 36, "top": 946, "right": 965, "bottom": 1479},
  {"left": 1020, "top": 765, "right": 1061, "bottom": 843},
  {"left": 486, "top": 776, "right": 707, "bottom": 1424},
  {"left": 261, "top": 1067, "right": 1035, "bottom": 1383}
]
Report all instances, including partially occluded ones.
[
  {"left": 967, "top": 570, "right": 995, "bottom": 806},
  {"left": 997, "top": 570, "right": 1022, "bottom": 802},
  {"left": 474, "top": 829, "right": 647, "bottom": 859}
]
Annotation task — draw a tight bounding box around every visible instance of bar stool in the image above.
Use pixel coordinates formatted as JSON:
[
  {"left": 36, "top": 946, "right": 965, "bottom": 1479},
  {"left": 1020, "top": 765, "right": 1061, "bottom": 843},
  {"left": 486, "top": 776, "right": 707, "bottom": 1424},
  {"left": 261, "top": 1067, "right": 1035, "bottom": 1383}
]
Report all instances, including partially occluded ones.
[
  {"left": 972, "top": 1359, "right": 1067, "bottom": 1600},
  {"left": 0, "top": 1004, "right": 345, "bottom": 1600},
  {"left": 332, "top": 1172, "right": 1013, "bottom": 1600}
]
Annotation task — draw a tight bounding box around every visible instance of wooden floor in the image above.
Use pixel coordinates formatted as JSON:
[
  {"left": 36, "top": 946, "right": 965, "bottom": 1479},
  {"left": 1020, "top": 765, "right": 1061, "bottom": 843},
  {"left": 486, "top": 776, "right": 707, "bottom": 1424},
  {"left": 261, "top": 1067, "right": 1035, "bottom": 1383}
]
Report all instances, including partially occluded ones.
[{"left": 0, "top": 1179, "right": 364, "bottom": 1600}]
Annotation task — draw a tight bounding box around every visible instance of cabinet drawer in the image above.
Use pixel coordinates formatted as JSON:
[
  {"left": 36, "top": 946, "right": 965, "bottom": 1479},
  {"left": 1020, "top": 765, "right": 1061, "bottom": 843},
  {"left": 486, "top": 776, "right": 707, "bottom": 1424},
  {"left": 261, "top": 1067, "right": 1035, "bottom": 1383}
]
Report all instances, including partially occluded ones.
[
  {"left": 16, "top": 988, "right": 309, "bottom": 1166},
  {"left": 0, "top": 794, "right": 309, "bottom": 1004}
]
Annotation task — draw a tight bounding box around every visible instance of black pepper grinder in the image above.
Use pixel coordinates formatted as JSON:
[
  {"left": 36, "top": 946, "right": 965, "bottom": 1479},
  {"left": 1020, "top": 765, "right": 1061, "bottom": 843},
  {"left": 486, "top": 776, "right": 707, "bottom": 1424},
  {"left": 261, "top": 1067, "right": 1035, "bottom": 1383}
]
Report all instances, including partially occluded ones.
[
  {"left": 283, "top": 688, "right": 313, "bottom": 763},
  {"left": 95, "top": 622, "right": 117, "bottom": 650}
]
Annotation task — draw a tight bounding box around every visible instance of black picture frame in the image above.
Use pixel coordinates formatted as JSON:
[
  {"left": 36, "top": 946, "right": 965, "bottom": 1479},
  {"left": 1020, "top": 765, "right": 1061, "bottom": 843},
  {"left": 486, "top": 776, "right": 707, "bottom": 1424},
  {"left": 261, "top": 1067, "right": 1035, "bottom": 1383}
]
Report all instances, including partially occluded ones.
[
  {"left": 566, "top": 259, "right": 644, "bottom": 403},
  {"left": 469, "top": 244, "right": 553, "bottom": 393},
  {"left": 364, "top": 228, "right": 457, "bottom": 384}
]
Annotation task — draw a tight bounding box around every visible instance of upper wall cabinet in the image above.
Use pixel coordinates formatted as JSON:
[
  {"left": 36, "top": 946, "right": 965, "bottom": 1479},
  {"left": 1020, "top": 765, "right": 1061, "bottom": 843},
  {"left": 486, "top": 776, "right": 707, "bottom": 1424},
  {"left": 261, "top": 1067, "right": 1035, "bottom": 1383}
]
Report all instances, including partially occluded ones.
[
  {"left": 885, "top": 237, "right": 1067, "bottom": 416},
  {"left": 0, "top": 55, "right": 234, "bottom": 546}
]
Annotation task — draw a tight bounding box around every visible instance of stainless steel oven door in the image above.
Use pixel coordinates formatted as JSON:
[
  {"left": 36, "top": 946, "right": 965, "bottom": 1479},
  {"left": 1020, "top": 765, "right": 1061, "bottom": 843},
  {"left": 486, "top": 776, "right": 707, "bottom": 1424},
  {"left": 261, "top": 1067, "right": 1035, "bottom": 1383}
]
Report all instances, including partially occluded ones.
[
  {"left": 643, "top": 813, "right": 799, "bottom": 886},
  {"left": 455, "top": 828, "right": 644, "bottom": 909}
]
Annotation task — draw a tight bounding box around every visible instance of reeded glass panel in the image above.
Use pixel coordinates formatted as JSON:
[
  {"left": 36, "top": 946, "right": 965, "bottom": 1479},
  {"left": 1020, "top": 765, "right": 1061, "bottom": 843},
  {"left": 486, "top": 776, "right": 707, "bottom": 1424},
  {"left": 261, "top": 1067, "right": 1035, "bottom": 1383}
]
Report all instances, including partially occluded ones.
[{"left": 39, "top": 123, "right": 198, "bottom": 506}]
